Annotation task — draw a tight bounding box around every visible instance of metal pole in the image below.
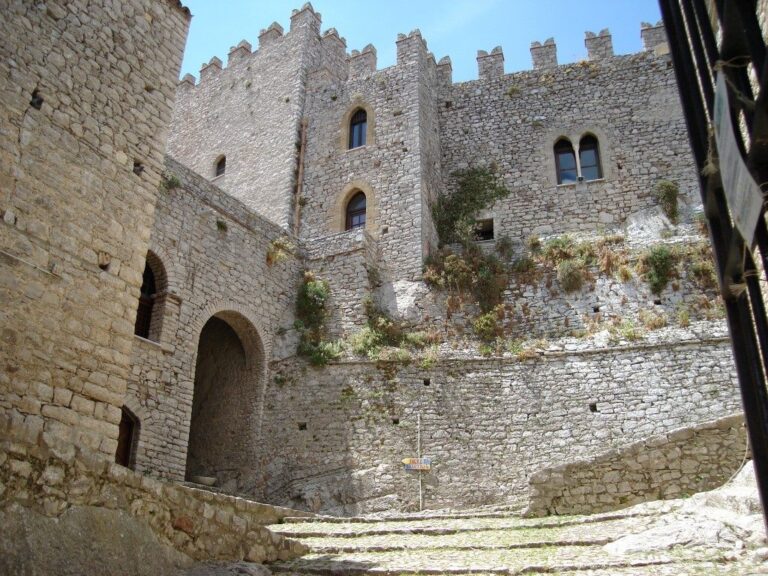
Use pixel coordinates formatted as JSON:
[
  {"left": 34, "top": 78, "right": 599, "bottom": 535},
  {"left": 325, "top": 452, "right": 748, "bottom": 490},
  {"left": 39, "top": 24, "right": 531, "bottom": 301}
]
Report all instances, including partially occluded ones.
[{"left": 418, "top": 412, "right": 423, "bottom": 512}]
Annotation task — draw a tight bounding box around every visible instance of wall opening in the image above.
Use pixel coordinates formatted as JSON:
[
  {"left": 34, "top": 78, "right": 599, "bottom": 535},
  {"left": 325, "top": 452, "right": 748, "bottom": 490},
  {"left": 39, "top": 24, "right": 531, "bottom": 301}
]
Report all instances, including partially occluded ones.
[
  {"left": 115, "top": 407, "right": 138, "bottom": 469},
  {"left": 186, "top": 312, "right": 264, "bottom": 493}
]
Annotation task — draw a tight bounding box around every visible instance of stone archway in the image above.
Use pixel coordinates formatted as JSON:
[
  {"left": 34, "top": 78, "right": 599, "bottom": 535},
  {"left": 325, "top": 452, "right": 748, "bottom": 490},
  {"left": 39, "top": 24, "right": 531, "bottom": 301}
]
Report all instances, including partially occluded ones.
[{"left": 185, "top": 310, "right": 264, "bottom": 493}]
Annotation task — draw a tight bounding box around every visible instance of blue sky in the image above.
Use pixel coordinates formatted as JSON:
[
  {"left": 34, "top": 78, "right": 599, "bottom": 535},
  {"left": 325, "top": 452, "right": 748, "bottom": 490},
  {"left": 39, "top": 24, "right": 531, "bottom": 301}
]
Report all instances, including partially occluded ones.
[{"left": 180, "top": 1, "right": 662, "bottom": 83}]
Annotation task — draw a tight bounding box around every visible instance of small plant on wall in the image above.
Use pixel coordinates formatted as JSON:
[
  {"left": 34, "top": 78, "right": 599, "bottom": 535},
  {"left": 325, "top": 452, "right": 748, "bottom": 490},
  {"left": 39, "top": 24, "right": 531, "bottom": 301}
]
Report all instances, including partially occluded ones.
[
  {"left": 266, "top": 236, "right": 294, "bottom": 266},
  {"left": 294, "top": 271, "right": 343, "bottom": 366},
  {"left": 637, "top": 244, "right": 676, "bottom": 294},
  {"left": 654, "top": 180, "right": 680, "bottom": 223}
]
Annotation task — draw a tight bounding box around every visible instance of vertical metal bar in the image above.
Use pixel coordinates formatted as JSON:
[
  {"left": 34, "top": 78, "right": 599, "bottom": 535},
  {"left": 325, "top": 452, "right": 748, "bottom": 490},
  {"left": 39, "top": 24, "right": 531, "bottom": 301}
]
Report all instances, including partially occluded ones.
[
  {"left": 682, "top": 0, "right": 715, "bottom": 110},
  {"left": 659, "top": 0, "right": 768, "bottom": 535}
]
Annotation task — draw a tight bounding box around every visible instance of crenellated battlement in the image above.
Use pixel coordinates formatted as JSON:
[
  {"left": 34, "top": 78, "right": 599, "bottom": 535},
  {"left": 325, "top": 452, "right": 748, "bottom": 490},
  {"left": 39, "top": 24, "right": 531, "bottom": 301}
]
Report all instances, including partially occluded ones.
[{"left": 179, "top": 4, "right": 667, "bottom": 91}]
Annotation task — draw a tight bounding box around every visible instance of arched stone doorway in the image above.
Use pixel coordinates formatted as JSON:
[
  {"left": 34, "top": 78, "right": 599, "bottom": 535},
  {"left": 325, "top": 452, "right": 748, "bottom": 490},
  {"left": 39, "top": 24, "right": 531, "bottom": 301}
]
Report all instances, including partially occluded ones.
[{"left": 185, "top": 311, "right": 264, "bottom": 493}]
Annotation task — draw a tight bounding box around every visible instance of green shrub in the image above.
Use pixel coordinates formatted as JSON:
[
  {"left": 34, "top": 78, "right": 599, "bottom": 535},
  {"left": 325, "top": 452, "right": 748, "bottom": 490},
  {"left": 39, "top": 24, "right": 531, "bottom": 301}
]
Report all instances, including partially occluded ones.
[
  {"left": 557, "top": 259, "right": 586, "bottom": 292},
  {"left": 472, "top": 304, "right": 505, "bottom": 342},
  {"left": 295, "top": 272, "right": 338, "bottom": 365},
  {"left": 296, "top": 272, "right": 330, "bottom": 334},
  {"left": 431, "top": 167, "right": 511, "bottom": 245},
  {"left": 298, "top": 339, "right": 344, "bottom": 366},
  {"left": 541, "top": 235, "right": 575, "bottom": 264},
  {"left": 348, "top": 325, "right": 384, "bottom": 359},
  {"left": 526, "top": 234, "right": 542, "bottom": 254},
  {"left": 641, "top": 245, "right": 675, "bottom": 294},
  {"left": 654, "top": 180, "right": 679, "bottom": 223},
  {"left": 423, "top": 246, "right": 508, "bottom": 312}
]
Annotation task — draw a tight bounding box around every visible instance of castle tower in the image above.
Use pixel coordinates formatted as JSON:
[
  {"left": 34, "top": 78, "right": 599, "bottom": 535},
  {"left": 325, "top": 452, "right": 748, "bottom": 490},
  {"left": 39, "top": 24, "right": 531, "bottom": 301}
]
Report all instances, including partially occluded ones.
[{"left": 166, "top": 3, "right": 322, "bottom": 230}]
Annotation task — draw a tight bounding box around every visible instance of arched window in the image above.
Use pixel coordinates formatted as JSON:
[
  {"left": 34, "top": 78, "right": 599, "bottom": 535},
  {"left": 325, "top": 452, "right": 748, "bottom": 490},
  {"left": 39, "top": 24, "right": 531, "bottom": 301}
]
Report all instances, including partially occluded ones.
[
  {"left": 215, "top": 156, "right": 226, "bottom": 177},
  {"left": 115, "top": 406, "right": 138, "bottom": 469},
  {"left": 348, "top": 109, "right": 367, "bottom": 149},
  {"left": 345, "top": 191, "right": 366, "bottom": 230},
  {"left": 554, "top": 138, "right": 577, "bottom": 184},
  {"left": 579, "top": 135, "right": 602, "bottom": 181},
  {"left": 134, "top": 251, "right": 167, "bottom": 341}
]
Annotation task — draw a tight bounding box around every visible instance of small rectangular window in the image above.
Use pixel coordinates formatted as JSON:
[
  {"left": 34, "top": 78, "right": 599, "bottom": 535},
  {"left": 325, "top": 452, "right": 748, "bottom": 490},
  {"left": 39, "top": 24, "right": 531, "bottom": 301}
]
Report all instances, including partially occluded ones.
[{"left": 474, "top": 219, "right": 494, "bottom": 241}]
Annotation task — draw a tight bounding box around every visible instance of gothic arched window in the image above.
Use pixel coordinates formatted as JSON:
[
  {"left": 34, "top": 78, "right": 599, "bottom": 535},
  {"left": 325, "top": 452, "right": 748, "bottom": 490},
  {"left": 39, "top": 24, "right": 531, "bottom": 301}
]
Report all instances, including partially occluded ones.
[
  {"left": 345, "top": 191, "right": 366, "bottom": 230},
  {"left": 348, "top": 109, "right": 367, "bottom": 149},
  {"left": 554, "top": 138, "right": 577, "bottom": 184},
  {"left": 579, "top": 134, "right": 602, "bottom": 181}
]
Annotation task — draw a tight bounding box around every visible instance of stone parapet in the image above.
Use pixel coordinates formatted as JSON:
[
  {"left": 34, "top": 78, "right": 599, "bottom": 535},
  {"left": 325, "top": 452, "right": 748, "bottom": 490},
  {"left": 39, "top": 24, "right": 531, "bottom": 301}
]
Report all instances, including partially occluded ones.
[
  {"left": 524, "top": 413, "right": 747, "bottom": 517},
  {"left": 0, "top": 421, "right": 310, "bottom": 566}
]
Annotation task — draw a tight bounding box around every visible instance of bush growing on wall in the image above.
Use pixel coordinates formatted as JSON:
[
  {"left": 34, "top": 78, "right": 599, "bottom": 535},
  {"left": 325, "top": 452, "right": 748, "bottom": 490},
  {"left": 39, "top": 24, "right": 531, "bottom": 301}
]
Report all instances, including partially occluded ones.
[
  {"left": 639, "top": 245, "right": 676, "bottom": 295},
  {"left": 654, "top": 180, "right": 679, "bottom": 223},
  {"left": 431, "top": 167, "right": 511, "bottom": 246},
  {"left": 295, "top": 271, "right": 342, "bottom": 366}
]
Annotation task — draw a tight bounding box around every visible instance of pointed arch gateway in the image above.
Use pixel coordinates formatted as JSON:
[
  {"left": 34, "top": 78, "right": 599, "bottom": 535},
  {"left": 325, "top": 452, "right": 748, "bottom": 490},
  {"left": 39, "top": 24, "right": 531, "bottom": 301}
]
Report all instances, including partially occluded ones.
[{"left": 185, "top": 310, "right": 265, "bottom": 493}]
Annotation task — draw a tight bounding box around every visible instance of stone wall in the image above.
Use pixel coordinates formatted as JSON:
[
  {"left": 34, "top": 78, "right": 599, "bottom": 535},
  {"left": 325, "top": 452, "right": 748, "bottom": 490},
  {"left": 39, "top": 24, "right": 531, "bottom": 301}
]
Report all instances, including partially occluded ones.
[
  {"left": 299, "top": 30, "right": 437, "bottom": 281},
  {"left": 127, "top": 157, "right": 303, "bottom": 484},
  {"left": 0, "top": 1, "right": 189, "bottom": 457},
  {"left": 261, "top": 337, "right": 739, "bottom": 514},
  {"left": 438, "top": 47, "right": 698, "bottom": 242},
  {"left": 167, "top": 5, "right": 323, "bottom": 230},
  {"left": 304, "top": 230, "right": 378, "bottom": 337},
  {"left": 0, "top": 420, "right": 309, "bottom": 571},
  {"left": 524, "top": 413, "right": 748, "bottom": 517}
]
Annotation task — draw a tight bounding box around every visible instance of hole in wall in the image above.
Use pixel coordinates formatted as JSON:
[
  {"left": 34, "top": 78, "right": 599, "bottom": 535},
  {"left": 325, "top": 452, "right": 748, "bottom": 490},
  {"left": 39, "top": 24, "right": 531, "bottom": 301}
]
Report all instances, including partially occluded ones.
[
  {"left": 392, "top": 418, "right": 399, "bottom": 425},
  {"left": 29, "top": 89, "right": 43, "bottom": 110},
  {"left": 592, "top": 306, "right": 600, "bottom": 313},
  {"left": 133, "top": 161, "right": 145, "bottom": 175},
  {"left": 589, "top": 402, "right": 598, "bottom": 413},
  {"left": 653, "top": 298, "right": 662, "bottom": 306},
  {"left": 423, "top": 378, "right": 430, "bottom": 386},
  {"left": 381, "top": 226, "right": 389, "bottom": 234},
  {"left": 298, "top": 422, "right": 307, "bottom": 431}
]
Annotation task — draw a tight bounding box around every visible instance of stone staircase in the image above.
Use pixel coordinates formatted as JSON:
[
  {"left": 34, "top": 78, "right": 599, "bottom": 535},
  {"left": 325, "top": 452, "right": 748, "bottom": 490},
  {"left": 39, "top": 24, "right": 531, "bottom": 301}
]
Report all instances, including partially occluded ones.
[{"left": 263, "top": 506, "right": 765, "bottom": 576}]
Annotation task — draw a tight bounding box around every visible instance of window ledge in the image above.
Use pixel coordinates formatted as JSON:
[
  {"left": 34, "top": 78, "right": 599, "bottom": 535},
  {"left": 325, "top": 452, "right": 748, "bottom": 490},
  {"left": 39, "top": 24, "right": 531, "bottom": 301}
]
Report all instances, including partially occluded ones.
[
  {"left": 134, "top": 334, "right": 174, "bottom": 354},
  {"left": 211, "top": 174, "right": 225, "bottom": 183},
  {"left": 556, "top": 177, "right": 606, "bottom": 188},
  {"left": 346, "top": 145, "right": 369, "bottom": 153}
]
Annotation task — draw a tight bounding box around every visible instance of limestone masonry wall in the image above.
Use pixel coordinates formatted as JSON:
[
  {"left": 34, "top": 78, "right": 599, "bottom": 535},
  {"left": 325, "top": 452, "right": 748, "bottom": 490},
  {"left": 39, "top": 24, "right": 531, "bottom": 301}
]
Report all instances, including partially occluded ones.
[
  {"left": 438, "top": 49, "right": 698, "bottom": 242},
  {"left": 300, "top": 30, "right": 438, "bottom": 280},
  {"left": 0, "top": 0, "right": 189, "bottom": 457},
  {"left": 525, "top": 413, "right": 748, "bottom": 517},
  {"left": 127, "top": 157, "right": 303, "bottom": 483},
  {"left": 0, "top": 419, "right": 309, "bottom": 569},
  {"left": 262, "top": 338, "right": 738, "bottom": 514}
]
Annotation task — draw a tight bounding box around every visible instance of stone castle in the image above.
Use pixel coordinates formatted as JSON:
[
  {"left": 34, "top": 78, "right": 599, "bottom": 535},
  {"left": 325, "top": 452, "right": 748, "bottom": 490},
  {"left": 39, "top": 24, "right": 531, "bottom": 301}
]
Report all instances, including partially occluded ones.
[{"left": 0, "top": 1, "right": 747, "bottom": 564}]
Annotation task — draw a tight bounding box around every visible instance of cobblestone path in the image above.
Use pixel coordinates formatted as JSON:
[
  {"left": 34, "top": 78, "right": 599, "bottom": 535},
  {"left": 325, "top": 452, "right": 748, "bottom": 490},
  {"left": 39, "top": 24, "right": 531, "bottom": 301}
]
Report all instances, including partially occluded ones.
[{"left": 262, "top": 506, "right": 767, "bottom": 576}]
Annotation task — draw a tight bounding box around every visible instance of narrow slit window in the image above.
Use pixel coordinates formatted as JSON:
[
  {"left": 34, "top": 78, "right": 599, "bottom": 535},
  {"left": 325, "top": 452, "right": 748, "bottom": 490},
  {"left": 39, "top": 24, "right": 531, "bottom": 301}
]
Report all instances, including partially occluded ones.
[
  {"left": 116, "top": 407, "right": 138, "bottom": 469},
  {"left": 579, "top": 135, "right": 602, "bottom": 181},
  {"left": 134, "top": 263, "right": 157, "bottom": 339},
  {"left": 349, "top": 109, "right": 367, "bottom": 149},
  {"left": 554, "top": 139, "right": 577, "bottom": 184},
  {"left": 215, "top": 156, "right": 226, "bottom": 177}
]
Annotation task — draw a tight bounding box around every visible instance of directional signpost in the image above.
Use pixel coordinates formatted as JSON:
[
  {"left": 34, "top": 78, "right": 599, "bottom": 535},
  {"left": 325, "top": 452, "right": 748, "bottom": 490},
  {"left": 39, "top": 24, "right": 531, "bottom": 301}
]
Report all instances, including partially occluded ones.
[
  {"left": 402, "top": 413, "right": 430, "bottom": 510},
  {"left": 402, "top": 457, "right": 431, "bottom": 471}
]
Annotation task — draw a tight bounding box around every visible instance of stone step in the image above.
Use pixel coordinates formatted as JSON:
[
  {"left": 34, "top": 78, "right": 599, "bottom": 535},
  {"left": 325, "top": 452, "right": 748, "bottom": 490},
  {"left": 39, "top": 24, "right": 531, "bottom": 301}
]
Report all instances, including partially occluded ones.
[
  {"left": 305, "top": 538, "right": 611, "bottom": 554},
  {"left": 269, "top": 551, "right": 683, "bottom": 575},
  {"left": 271, "top": 511, "right": 660, "bottom": 538}
]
